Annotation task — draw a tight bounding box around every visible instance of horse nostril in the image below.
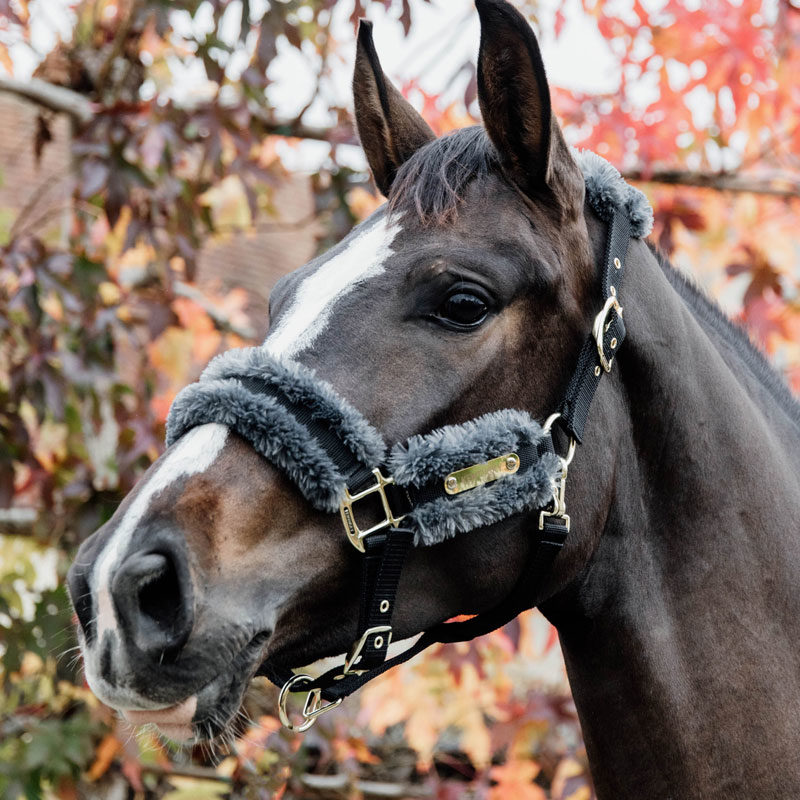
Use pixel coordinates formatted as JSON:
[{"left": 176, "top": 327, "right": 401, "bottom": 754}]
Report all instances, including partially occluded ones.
[
  {"left": 112, "top": 549, "right": 194, "bottom": 662},
  {"left": 136, "top": 553, "right": 180, "bottom": 630}
]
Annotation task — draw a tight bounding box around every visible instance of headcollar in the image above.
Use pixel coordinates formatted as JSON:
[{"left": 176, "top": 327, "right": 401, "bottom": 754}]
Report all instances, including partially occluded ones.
[{"left": 166, "top": 152, "right": 652, "bottom": 730}]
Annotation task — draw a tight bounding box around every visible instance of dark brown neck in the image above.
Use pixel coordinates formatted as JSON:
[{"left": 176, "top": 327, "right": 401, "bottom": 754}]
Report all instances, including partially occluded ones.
[{"left": 543, "top": 229, "right": 800, "bottom": 799}]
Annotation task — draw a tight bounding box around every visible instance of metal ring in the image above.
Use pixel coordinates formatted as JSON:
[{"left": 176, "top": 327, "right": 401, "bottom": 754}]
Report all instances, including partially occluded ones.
[
  {"left": 278, "top": 673, "right": 344, "bottom": 732},
  {"left": 542, "top": 413, "right": 577, "bottom": 467},
  {"left": 542, "top": 413, "right": 561, "bottom": 435},
  {"left": 563, "top": 436, "right": 577, "bottom": 467},
  {"left": 278, "top": 674, "right": 316, "bottom": 732}
]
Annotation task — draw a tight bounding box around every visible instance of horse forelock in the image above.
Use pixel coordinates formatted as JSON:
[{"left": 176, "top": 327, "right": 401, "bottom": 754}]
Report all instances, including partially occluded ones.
[{"left": 387, "top": 126, "right": 498, "bottom": 226}]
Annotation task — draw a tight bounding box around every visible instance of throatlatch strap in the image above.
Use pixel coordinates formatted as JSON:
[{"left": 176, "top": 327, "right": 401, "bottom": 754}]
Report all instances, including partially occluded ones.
[{"left": 559, "top": 210, "right": 632, "bottom": 442}]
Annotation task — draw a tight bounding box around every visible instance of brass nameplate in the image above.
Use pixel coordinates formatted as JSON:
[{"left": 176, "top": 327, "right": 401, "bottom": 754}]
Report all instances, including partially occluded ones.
[{"left": 444, "top": 453, "right": 520, "bottom": 496}]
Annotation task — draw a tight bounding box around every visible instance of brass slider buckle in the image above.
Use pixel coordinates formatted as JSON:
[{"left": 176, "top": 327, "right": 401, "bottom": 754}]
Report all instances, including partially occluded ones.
[
  {"left": 592, "top": 294, "right": 623, "bottom": 373},
  {"left": 278, "top": 674, "right": 342, "bottom": 732},
  {"left": 339, "top": 468, "right": 406, "bottom": 553},
  {"left": 344, "top": 625, "right": 393, "bottom": 675}
]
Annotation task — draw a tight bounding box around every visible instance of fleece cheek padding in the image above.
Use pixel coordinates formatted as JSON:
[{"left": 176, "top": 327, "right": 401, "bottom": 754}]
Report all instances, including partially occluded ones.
[
  {"left": 576, "top": 149, "right": 654, "bottom": 238},
  {"left": 165, "top": 357, "right": 564, "bottom": 543},
  {"left": 405, "top": 457, "right": 561, "bottom": 546},
  {"left": 388, "top": 409, "right": 562, "bottom": 546},
  {"left": 199, "top": 347, "right": 386, "bottom": 468}
]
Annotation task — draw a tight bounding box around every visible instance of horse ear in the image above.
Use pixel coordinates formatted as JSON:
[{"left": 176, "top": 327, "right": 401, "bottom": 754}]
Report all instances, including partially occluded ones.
[
  {"left": 475, "top": 0, "right": 575, "bottom": 200},
  {"left": 353, "top": 20, "right": 436, "bottom": 197}
]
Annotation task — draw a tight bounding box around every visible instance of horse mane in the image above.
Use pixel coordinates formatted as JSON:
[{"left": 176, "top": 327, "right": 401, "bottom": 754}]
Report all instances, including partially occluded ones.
[
  {"left": 652, "top": 244, "right": 800, "bottom": 429},
  {"left": 388, "top": 126, "right": 497, "bottom": 225}
]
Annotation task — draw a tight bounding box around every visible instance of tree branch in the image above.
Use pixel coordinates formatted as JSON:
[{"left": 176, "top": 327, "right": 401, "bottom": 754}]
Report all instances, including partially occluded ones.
[
  {"left": 133, "top": 762, "right": 431, "bottom": 798},
  {"left": 248, "top": 105, "right": 357, "bottom": 145},
  {"left": 623, "top": 168, "right": 800, "bottom": 199},
  {"left": 0, "top": 76, "right": 95, "bottom": 124},
  {"left": 251, "top": 110, "right": 800, "bottom": 199}
]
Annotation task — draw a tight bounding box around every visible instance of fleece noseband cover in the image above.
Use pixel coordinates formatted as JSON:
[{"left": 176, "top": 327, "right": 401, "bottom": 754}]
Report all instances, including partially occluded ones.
[{"left": 166, "top": 347, "right": 561, "bottom": 546}]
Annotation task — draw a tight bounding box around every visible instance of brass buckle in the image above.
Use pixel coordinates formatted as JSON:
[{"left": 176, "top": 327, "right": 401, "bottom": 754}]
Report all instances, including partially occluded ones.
[
  {"left": 592, "top": 294, "right": 623, "bottom": 373},
  {"left": 278, "top": 673, "right": 343, "bottom": 732},
  {"left": 339, "top": 469, "right": 406, "bottom": 553},
  {"left": 344, "top": 625, "right": 393, "bottom": 675}
]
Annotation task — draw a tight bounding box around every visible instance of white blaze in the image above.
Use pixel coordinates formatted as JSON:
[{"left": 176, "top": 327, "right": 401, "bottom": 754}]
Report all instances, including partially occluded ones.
[
  {"left": 92, "top": 423, "right": 230, "bottom": 639},
  {"left": 264, "top": 216, "right": 402, "bottom": 359}
]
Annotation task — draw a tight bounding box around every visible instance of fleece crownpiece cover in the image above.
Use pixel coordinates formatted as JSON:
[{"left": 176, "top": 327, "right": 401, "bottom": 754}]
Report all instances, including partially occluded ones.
[{"left": 166, "top": 348, "right": 561, "bottom": 546}]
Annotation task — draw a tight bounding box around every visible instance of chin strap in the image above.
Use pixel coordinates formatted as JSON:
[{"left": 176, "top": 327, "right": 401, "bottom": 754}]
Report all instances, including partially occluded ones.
[{"left": 262, "top": 207, "right": 632, "bottom": 732}]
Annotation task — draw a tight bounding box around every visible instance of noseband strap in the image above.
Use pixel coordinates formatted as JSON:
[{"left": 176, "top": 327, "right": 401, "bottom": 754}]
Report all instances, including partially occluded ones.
[{"left": 166, "top": 200, "right": 639, "bottom": 730}]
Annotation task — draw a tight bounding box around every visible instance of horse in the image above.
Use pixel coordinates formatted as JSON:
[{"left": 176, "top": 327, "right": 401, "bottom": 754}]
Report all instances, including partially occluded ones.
[{"left": 67, "top": 0, "right": 800, "bottom": 796}]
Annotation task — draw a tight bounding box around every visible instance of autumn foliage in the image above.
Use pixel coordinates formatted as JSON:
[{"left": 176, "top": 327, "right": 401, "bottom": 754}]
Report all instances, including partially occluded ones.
[{"left": 0, "top": 0, "right": 798, "bottom": 798}]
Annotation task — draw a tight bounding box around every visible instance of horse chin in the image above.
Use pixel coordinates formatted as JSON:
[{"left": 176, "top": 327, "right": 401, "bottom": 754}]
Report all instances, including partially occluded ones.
[
  {"left": 167, "top": 632, "right": 271, "bottom": 744},
  {"left": 99, "top": 631, "right": 270, "bottom": 745}
]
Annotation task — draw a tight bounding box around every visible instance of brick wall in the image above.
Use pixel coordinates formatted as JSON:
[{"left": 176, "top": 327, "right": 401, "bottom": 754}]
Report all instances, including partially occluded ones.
[
  {"left": 0, "top": 95, "right": 319, "bottom": 339},
  {"left": 197, "top": 176, "right": 322, "bottom": 339},
  {"left": 0, "top": 96, "right": 72, "bottom": 243}
]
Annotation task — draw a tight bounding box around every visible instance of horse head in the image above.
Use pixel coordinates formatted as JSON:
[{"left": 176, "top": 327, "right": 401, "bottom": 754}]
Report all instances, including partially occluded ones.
[{"left": 67, "top": 0, "right": 616, "bottom": 742}]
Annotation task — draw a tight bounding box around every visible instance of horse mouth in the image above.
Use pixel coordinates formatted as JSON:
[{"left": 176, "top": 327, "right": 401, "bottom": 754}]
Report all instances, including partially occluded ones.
[
  {"left": 123, "top": 696, "right": 198, "bottom": 742},
  {"left": 120, "top": 631, "right": 270, "bottom": 743}
]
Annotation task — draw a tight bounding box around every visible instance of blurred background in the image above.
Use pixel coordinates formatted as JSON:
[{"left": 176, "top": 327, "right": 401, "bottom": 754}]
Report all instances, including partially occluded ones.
[{"left": 0, "top": 0, "right": 798, "bottom": 798}]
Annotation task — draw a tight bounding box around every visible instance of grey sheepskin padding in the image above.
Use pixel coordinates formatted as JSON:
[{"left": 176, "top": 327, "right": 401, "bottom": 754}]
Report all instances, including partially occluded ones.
[
  {"left": 166, "top": 351, "right": 385, "bottom": 513},
  {"left": 167, "top": 379, "right": 350, "bottom": 512},
  {"left": 197, "top": 347, "right": 385, "bottom": 467},
  {"left": 388, "top": 410, "right": 562, "bottom": 546},
  {"left": 576, "top": 149, "right": 654, "bottom": 238}
]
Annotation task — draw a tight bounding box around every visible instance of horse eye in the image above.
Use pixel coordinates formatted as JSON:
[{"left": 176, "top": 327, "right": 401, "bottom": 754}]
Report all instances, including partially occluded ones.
[{"left": 435, "top": 291, "right": 489, "bottom": 329}]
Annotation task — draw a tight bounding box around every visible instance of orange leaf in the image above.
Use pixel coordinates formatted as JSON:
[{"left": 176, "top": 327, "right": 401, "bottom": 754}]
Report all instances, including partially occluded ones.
[
  {"left": 86, "top": 734, "right": 123, "bottom": 782},
  {"left": 490, "top": 759, "right": 546, "bottom": 800},
  {"left": 0, "top": 43, "right": 13, "bottom": 76}
]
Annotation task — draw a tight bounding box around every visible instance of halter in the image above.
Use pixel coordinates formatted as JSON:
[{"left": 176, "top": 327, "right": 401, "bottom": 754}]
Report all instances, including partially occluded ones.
[{"left": 166, "top": 152, "right": 652, "bottom": 731}]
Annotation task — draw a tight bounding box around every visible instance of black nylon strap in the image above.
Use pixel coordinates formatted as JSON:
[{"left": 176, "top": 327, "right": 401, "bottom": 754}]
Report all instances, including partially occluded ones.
[
  {"left": 238, "top": 376, "right": 374, "bottom": 489},
  {"left": 310, "top": 514, "right": 569, "bottom": 702},
  {"left": 559, "top": 210, "right": 632, "bottom": 442},
  {"left": 261, "top": 433, "right": 567, "bottom": 702},
  {"left": 255, "top": 527, "right": 415, "bottom": 698},
  {"left": 355, "top": 528, "right": 414, "bottom": 670}
]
